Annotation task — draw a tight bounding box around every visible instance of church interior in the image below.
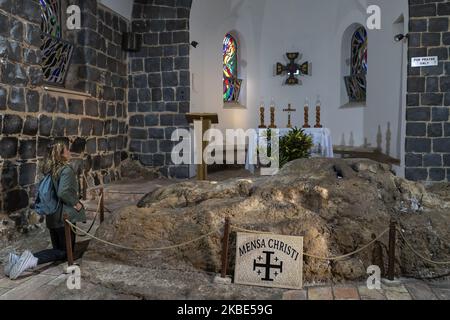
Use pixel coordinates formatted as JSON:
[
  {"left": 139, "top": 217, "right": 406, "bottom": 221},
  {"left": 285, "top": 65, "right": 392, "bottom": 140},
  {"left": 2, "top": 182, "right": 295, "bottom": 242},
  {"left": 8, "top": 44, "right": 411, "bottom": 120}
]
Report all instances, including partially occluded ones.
[{"left": 0, "top": 0, "right": 449, "bottom": 301}]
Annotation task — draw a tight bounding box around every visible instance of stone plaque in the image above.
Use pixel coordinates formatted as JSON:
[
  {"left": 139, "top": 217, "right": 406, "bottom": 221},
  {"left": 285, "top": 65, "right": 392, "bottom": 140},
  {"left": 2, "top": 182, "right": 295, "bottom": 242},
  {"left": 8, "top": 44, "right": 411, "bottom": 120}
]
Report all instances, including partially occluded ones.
[{"left": 234, "top": 232, "right": 303, "bottom": 290}]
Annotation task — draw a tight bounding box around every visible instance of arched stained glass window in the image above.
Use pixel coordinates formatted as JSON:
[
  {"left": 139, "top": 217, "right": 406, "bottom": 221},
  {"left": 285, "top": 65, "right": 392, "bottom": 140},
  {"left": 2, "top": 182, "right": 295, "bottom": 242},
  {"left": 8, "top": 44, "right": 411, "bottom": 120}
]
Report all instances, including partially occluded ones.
[
  {"left": 39, "top": 0, "right": 74, "bottom": 86},
  {"left": 345, "top": 26, "right": 367, "bottom": 102},
  {"left": 40, "top": 0, "right": 62, "bottom": 39},
  {"left": 223, "top": 34, "right": 242, "bottom": 103},
  {"left": 351, "top": 27, "right": 368, "bottom": 74}
]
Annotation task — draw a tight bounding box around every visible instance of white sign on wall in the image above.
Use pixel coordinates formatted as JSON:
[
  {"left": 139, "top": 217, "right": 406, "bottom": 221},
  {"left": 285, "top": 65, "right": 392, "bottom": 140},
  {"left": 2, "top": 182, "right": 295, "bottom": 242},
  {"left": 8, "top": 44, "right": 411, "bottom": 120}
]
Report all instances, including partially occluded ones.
[
  {"left": 234, "top": 232, "right": 303, "bottom": 290},
  {"left": 411, "top": 56, "right": 438, "bottom": 68}
]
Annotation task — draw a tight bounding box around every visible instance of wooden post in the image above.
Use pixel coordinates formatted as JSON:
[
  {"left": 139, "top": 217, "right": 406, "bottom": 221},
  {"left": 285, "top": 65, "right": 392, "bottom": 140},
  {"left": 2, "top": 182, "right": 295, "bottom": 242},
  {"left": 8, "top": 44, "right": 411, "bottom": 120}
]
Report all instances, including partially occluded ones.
[
  {"left": 387, "top": 219, "right": 397, "bottom": 281},
  {"left": 196, "top": 117, "right": 212, "bottom": 181},
  {"left": 221, "top": 217, "right": 231, "bottom": 278},
  {"left": 78, "top": 174, "right": 82, "bottom": 200},
  {"left": 185, "top": 113, "right": 219, "bottom": 181},
  {"left": 64, "top": 214, "right": 74, "bottom": 266},
  {"left": 99, "top": 188, "right": 105, "bottom": 223}
]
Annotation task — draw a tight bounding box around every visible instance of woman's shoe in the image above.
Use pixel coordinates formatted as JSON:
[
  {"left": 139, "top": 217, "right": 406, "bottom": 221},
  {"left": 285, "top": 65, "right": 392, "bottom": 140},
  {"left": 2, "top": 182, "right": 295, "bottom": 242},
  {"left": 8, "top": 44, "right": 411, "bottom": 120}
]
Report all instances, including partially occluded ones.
[
  {"left": 3, "top": 252, "right": 19, "bottom": 277},
  {"left": 8, "top": 251, "right": 38, "bottom": 280}
]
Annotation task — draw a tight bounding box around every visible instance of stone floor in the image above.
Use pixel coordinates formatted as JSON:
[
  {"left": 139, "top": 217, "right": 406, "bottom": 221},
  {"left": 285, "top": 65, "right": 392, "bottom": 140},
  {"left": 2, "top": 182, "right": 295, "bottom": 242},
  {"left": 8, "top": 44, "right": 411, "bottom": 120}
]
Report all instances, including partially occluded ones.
[
  {"left": 282, "top": 279, "right": 450, "bottom": 300},
  {"left": 1, "top": 169, "right": 449, "bottom": 300},
  {"left": 0, "top": 264, "right": 448, "bottom": 300}
]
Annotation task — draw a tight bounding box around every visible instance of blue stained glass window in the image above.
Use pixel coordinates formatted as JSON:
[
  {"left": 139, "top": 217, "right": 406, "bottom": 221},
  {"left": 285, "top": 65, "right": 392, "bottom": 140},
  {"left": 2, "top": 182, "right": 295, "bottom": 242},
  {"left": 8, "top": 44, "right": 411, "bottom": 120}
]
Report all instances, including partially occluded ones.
[
  {"left": 40, "top": 0, "right": 62, "bottom": 39},
  {"left": 39, "top": 0, "right": 74, "bottom": 86}
]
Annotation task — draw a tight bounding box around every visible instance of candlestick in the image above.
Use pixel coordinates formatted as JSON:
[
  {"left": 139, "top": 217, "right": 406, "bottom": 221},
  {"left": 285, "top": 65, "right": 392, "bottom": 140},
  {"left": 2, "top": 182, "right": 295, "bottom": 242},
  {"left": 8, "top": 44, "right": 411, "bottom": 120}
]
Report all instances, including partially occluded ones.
[
  {"left": 314, "top": 105, "right": 322, "bottom": 128},
  {"left": 303, "top": 98, "right": 310, "bottom": 128},
  {"left": 269, "top": 98, "right": 277, "bottom": 128},
  {"left": 314, "top": 97, "right": 322, "bottom": 128},
  {"left": 259, "top": 103, "right": 267, "bottom": 129},
  {"left": 269, "top": 107, "right": 277, "bottom": 128}
]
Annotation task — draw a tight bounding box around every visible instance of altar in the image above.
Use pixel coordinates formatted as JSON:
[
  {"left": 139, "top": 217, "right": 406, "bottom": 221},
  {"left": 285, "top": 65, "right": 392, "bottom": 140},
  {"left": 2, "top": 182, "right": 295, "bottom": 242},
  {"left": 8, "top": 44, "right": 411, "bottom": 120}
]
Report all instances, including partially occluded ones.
[{"left": 245, "top": 128, "right": 334, "bottom": 173}]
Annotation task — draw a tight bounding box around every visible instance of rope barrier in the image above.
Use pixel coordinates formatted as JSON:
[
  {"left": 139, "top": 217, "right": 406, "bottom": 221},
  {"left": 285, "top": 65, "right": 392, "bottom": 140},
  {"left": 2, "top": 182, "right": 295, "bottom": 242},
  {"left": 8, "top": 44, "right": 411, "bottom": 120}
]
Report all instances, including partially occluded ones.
[
  {"left": 397, "top": 227, "right": 450, "bottom": 266},
  {"left": 82, "top": 172, "right": 146, "bottom": 196},
  {"left": 66, "top": 220, "right": 222, "bottom": 252},
  {"left": 232, "top": 224, "right": 450, "bottom": 264},
  {"left": 82, "top": 173, "right": 106, "bottom": 197},
  {"left": 233, "top": 224, "right": 390, "bottom": 261},
  {"left": 232, "top": 225, "right": 274, "bottom": 235},
  {"left": 303, "top": 229, "right": 389, "bottom": 261},
  {"left": 82, "top": 172, "right": 95, "bottom": 194},
  {"left": 102, "top": 191, "right": 147, "bottom": 195},
  {"left": 72, "top": 179, "right": 450, "bottom": 266},
  {"left": 72, "top": 192, "right": 103, "bottom": 237},
  {"left": 66, "top": 221, "right": 389, "bottom": 260}
]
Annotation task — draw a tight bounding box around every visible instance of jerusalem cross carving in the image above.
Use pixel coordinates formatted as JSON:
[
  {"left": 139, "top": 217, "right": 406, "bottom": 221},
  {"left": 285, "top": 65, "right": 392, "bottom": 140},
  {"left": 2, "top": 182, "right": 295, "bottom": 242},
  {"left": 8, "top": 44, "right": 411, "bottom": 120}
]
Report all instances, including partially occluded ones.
[{"left": 276, "top": 52, "right": 310, "bottom": 85}]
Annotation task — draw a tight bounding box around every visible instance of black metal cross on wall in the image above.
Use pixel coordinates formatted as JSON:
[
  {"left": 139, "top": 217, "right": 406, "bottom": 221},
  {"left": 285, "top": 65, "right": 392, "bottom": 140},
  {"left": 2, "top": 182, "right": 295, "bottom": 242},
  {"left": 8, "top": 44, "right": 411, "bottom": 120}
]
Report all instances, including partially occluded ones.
[
  {"left": 276, "top": 52, "right": 310, "bottom": 85},
  {"left": 253, "top": 251, "right": 283, "bottom": 282}
]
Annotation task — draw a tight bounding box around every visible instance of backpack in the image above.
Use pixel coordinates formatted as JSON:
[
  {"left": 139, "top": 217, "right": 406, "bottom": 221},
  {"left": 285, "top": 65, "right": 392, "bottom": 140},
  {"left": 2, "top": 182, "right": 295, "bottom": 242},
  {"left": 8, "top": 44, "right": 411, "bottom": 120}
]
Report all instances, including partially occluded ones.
[{"left": 34, "top": 171, "right": 62, "bottom": 217}]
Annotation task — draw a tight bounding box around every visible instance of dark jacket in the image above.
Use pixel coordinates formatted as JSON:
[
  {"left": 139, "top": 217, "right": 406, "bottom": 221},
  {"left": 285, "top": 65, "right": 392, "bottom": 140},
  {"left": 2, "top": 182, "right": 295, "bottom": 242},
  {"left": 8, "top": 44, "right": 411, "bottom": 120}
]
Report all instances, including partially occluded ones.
[{"left": 46, "top": 165, "right": 86, "bottom": 229}]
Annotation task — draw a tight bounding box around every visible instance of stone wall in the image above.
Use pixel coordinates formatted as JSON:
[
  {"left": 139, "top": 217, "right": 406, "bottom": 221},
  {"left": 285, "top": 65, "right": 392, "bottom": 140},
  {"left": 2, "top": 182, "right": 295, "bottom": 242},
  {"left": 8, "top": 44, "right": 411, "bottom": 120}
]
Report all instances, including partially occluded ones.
[
  {"left": 128, "top": 0, "right": 191, "bottom": 179},
  {"left": 0, "top": 0, "right": 129, "bottom": 216},
  {"left": 406, "top": 0, "right": 450, "bottom": 182}
]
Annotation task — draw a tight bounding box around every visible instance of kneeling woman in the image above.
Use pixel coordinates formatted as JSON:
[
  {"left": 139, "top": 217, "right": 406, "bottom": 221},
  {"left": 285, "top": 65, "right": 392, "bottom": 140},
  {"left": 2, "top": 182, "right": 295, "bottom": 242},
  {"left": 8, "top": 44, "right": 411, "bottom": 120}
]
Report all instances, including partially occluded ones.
[{"left": 4, "top": 142, "right": 86, "bottom": 279}]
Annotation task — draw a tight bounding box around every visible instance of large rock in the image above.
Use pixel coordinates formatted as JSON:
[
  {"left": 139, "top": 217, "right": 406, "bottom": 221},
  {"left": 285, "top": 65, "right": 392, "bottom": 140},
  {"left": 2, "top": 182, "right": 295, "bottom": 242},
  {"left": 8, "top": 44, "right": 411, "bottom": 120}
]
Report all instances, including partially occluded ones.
[{"left": 85, "top": 159, "right": 450, "bottom": 284}]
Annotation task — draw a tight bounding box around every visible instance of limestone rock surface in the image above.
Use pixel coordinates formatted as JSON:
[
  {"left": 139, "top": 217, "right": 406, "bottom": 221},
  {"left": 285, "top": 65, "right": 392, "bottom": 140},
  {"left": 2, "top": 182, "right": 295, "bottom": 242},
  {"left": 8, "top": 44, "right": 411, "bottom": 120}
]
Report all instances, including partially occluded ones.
[{"left": 85, "top": 159, "right": 450, "bottom": 283}]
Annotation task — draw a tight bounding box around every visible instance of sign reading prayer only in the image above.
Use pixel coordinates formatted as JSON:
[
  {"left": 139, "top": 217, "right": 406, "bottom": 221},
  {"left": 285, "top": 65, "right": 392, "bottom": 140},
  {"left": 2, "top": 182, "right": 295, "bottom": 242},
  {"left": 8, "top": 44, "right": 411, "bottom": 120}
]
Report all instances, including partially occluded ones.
[
  {"left": 234, "top": 233, "right": 303, "bottom": 290},
  {"left": 411, "top": 56, "right": 438, "bottom": 68}
]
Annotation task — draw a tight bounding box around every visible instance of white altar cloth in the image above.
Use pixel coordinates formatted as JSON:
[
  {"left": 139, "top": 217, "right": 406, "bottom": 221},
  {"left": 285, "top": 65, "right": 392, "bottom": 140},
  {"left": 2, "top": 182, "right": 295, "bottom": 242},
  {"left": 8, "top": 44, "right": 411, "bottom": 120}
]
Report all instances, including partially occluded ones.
[{"left": 245, "top": 128, "right": 334, "bottom": 173}]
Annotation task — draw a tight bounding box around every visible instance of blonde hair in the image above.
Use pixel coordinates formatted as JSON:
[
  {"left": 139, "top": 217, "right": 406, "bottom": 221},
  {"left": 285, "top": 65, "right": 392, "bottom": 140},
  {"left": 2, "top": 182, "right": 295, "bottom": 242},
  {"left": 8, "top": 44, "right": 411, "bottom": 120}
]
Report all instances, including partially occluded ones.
[{"left": 41, "top": 142, "right": 68, "bottom": 177}]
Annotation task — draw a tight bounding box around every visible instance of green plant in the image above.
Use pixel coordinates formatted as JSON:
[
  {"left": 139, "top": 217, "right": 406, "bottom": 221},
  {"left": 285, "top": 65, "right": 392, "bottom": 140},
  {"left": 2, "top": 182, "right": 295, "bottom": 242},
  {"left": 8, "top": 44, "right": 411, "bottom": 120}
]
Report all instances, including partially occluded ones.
[
  {"left": 279, "top": 127, "right": 313, "bottom": 167},
  {"left": 257, "top": 128, "right": 313, "bottom": 170}
]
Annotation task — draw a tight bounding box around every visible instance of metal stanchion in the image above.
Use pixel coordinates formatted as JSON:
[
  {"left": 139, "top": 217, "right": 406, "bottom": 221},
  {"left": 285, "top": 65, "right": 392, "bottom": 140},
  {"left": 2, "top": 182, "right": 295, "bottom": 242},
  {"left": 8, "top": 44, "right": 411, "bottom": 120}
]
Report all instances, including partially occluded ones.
[
  {"left": 100, "top": 188, "right": 105, "bottom": 223},
  {"left": 64, "top": 214, "right": 74, "bottom": 266},
  {"left": 387, "top": 219, "right": 397, "bottom": 281},
  {"left": 221, "top": 218, "right": 231, "bottom": 278}
]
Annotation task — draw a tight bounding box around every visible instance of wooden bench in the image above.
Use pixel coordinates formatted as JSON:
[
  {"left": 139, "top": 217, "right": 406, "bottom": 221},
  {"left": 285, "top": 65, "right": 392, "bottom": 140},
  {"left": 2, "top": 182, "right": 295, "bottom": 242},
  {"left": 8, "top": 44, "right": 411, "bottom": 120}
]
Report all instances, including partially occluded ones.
[{"left": 334, "top": 146, "right": 401, "bottom": 166}]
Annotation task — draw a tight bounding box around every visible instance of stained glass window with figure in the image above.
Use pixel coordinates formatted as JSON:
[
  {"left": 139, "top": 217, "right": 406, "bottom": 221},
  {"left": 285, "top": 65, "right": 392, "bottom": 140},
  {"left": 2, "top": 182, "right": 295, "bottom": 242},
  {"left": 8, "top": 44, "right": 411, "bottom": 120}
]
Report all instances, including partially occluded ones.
[
  {"left": 223, "top": 34, "right": 242, "bottom": 103},
  {"left": 345, "top": 26, "right": 367, "bottom": 103}
]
